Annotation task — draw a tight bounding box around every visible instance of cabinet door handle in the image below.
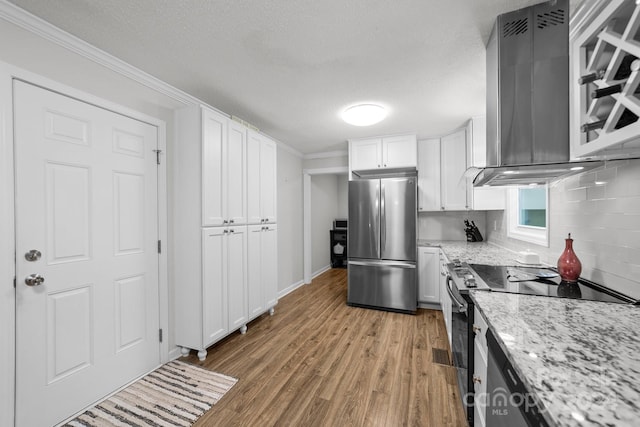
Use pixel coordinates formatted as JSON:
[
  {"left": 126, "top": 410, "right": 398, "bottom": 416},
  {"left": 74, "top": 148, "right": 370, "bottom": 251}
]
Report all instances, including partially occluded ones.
[
  {"left": 473, "top": 325, "right": 482, "bottom": 335},
  {"left": 473, "top": 375, "right": 482, "bottom": 384}
]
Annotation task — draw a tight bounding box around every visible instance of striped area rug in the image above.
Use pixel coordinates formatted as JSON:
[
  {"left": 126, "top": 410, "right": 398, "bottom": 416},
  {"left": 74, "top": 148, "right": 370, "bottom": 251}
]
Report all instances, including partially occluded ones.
[{"left": 64, "top": 360, "right": 237, "bottom": 427}]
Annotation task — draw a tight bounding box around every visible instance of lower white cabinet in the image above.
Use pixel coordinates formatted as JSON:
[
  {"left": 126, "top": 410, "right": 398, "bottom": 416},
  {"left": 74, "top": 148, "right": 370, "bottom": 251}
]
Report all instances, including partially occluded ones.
[
  {"left": 418, "top": 247, "right": 440, "bottom": 305},
  {"left": 248, "top": 224, "right": 278, "bottom": 320},
  {"left": 473, "top": 306, "right": 488, "bottom": 427},
  {"left": 196, "top": 226, "right": 249, "bottom": 361},
  {"left": 439, "top": 251, "right": 452, "bottom": 348},
  {"left": 176, "top": 224, "right": 278, "bottom": 361}
]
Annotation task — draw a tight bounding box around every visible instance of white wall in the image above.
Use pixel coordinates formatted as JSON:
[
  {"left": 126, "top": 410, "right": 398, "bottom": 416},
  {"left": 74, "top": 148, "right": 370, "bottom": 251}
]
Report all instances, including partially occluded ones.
[
  {"left": 277, "top": 147, "right": 304, "bottom": 293},
  {"left": 311, "top": 175, "right": 340, "bottom": 274},
  {"left": 486, "top": 158, "right": 640, "bottom": 299},
  {"left": 337, "top": 174, "right": 349, "bottom": 218}
]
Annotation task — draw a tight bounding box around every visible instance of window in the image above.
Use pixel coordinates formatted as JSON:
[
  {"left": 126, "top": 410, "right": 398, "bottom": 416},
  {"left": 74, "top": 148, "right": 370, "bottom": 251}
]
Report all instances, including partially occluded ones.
[{"left": 507, "top": 186, "right": 549, "bottom": 246}]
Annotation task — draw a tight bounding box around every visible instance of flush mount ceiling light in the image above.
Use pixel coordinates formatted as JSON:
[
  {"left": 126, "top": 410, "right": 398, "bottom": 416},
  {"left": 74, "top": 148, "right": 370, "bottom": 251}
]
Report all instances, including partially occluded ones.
[{"left": 342, "top": 104, "right": 387, "bottom": 126}]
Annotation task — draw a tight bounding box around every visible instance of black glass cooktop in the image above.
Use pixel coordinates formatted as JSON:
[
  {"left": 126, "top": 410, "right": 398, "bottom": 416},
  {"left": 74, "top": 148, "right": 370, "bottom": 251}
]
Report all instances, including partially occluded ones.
[{"left": 468, "top": 264, "right": 634, "bottom": 303}]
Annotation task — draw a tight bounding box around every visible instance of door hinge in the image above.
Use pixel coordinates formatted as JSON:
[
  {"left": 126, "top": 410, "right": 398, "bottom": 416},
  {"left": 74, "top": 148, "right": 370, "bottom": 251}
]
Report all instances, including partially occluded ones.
[
  {"left": 158, "top": 240, "right": 161, "bottom": 254},
  {"left": 153, "top": 149, "right": 162, "bottom": 165},
  {"left": 159, "top": 329, "right": 163, "bottom": 343},
  {"left": 13, "top": 276, "right": 16, "bottom": 288}
]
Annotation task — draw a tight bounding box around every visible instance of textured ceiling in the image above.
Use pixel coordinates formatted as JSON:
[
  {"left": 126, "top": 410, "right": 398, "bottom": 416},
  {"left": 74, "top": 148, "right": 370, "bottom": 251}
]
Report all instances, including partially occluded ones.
[{"left": 9, "top": 0, "right": 582, "bottom": 154}]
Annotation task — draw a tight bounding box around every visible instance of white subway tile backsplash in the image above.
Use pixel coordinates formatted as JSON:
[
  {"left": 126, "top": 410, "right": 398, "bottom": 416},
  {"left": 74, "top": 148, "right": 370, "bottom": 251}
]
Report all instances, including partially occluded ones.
[
  {"left": 486, "top": 158, "right": 640, "bottom": 299},
  {"left": 566, "top": 187, "right": 588, "bottom": 202}
]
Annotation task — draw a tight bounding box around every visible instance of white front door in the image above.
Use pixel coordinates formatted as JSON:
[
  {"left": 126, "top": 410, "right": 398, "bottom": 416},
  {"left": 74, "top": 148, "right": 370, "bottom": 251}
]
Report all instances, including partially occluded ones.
[{"left": 14, "top": 80, "right": 160, "bottom": 426}]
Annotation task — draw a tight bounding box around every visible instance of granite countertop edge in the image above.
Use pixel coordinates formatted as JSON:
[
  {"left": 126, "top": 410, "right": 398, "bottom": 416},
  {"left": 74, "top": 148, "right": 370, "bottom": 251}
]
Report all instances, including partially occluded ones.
[
  {"left": 469, "top": 291, "right": 558, "bottom": 426},
  {"left": 468, "top": 291, "right": 640, "bottom": 427}
]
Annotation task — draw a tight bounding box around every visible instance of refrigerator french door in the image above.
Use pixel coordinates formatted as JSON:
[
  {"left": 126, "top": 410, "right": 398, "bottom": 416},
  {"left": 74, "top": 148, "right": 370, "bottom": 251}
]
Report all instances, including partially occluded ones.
[{"left": 347, "top": 177, "right": 417, "bottom": 313}]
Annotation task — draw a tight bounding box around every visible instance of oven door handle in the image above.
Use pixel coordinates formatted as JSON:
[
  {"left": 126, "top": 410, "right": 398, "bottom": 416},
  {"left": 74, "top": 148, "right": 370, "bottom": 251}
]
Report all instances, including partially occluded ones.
[{"left": 446, "top": 276, "right": 467, "bottom": 312}]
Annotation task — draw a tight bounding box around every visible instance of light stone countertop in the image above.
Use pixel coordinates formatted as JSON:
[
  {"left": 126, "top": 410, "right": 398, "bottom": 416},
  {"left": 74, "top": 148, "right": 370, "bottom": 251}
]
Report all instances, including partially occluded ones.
[
  {"left": 417, "top": 240, "right": 523, "bottom": 266},
  {"left": 471, "top": 291, "right": 640, "bottom": 427}
]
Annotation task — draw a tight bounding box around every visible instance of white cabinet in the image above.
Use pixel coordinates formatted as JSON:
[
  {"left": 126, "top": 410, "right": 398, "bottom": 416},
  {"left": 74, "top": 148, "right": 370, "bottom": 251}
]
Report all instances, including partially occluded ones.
[
  {"left": 473, "top": 306, "right": 488, "bottom": 427},
  {"left": 418, "top": 118, "right": 504, "bottom": 211},
  {"left": 174, "top": 105, "right": 278, "bottom": 361},
  {"left": 439, "top": 251, "right": 452, "bottom": 348},
  {"left": 468, "top": 116, "right": 505, "bottom": 210},
  {"left": 418, "top": 129, "right": 470, "bottom": 211},
  {"left": 248, "top": 224, "right": 278, "bottom": 320},
  {"left": 418, "top": 247, "right": 440, "bottom": 305},
  {"left": 248, "top": 130, "right": 277, "bottom": 224},
  {"left": 348, "top": 134, "right": 417, "bottom": 177},
  {"left": 441, "top": 128, "right": 470, "bottom": 210},
  {"left": 201, "top": 226, "right": 248, "bottom": 361},
  {"left": 201, "top": 108, "right": 247, "bottom": 226},
  {"left": 417, "top": 138, "right": 441, "bottom": 211}
]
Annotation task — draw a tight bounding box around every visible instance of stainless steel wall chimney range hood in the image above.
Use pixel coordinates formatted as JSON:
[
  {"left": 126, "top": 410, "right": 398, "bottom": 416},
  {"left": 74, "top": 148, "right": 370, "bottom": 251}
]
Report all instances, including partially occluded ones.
[{"left": 474, "top": 0, "right": 603, "bottom": 187}]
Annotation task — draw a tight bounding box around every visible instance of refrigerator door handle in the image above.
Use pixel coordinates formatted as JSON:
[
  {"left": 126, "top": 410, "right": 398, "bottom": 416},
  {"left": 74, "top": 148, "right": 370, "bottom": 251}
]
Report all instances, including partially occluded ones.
[
  {"left": 381, "top": 182, "right": 386, "bottom": 256},
  {"left": 348, "top": 260, "right": 416, "bottom": 269}
]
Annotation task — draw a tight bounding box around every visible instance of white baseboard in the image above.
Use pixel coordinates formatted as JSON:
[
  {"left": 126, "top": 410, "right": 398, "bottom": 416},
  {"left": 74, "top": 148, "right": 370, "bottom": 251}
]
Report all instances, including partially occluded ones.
[
  {"left": 168, "top": 346, "right": 183, "bottom": 361},
  {"left": 278, "top": 279, "right": 305, "bottom": 298},
  {"left": 312, "top": 265, "right": 332, "bottom": 279}
]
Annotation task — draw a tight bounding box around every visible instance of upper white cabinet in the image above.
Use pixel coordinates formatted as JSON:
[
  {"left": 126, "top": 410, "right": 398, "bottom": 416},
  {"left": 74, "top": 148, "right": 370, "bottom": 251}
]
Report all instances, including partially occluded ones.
[
  {"left": 418, "top": 118, "right": 504, "bottom": 211},
  {"left": 570, "top": 0, "right": 640, "bottom": 158},
  {"left": 248, "top": 130, "right": 277, "bottom": 224},
  {"left": 467, "top": 116, "right": 505, "bottom": 211},
  {"left": 418, "top": 128, "right": 470, "bottom": 211},
  {"left": 440, "top": 128, "right": 469, "bottom": 211},
  {"left": 349, "top": 134, "right": 417, "bottom": 177},
  {"left": 200, "top": 107, "right": 247, "bottom": 226}
]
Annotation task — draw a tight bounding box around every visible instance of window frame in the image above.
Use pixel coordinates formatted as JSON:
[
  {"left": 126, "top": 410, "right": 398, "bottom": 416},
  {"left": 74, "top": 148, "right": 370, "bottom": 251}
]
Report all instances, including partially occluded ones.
[{"left": 507, "top": 186, "right": 549, "bottom": 247}]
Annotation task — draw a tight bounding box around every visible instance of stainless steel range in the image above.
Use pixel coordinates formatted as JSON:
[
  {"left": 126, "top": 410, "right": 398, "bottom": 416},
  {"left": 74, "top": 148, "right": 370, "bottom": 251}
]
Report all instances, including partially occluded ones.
[{"left": 445, "top": 259, "right": 635, "bottom": 426}]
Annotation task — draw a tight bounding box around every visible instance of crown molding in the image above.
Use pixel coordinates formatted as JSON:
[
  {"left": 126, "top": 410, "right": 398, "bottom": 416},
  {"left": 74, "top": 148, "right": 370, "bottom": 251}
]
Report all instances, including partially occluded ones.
[
  {"left": 0, "top": 0, "right": 199, "bottom": 106},
  {"left": 303, "top": 150, "right": 348, "bottom": 160}
]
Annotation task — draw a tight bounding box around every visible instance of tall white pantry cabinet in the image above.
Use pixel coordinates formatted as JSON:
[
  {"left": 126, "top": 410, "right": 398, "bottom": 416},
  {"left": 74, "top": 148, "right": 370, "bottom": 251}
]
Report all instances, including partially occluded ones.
[{"left": 174, "top": 105, "right": 278, "bottom": 361}]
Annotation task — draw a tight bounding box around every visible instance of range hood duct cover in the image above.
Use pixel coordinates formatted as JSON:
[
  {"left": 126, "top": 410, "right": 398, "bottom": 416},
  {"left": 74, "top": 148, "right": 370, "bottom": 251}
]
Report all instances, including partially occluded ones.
[{"left": 476, "top": 0, "right": 599, "bottom": 186}]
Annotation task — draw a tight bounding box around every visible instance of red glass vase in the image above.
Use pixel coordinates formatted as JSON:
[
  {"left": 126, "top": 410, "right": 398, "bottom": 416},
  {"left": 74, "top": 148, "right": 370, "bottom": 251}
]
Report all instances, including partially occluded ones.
[{"left": 557, "top": 233, "right": 582, "bottom": 283}]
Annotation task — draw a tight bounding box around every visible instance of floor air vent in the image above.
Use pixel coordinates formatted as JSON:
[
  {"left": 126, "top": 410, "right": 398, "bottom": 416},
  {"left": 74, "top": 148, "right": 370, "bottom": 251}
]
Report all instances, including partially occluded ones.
[{"left": 432, "top": 348, "right": 451, "bottom": 366}]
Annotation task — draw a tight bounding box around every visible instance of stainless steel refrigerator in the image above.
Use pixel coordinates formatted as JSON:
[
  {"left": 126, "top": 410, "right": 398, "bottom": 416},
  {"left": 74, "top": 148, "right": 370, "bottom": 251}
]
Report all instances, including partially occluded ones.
[{"left": 347, "top": 177, "right": 417, "bottom": 313}]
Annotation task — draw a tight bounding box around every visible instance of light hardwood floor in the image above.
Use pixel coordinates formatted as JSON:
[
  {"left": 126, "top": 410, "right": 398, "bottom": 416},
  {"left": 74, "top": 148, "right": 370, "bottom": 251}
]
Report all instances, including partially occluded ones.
[{"left": 184, "top": 268, "right": 468, "bottom": 426}]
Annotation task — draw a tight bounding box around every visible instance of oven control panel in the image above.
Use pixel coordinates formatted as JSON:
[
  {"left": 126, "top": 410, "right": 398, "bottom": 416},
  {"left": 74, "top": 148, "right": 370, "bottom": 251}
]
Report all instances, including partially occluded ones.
[{"left": 447, "top": 260, "right": 490, "bottom": 291}]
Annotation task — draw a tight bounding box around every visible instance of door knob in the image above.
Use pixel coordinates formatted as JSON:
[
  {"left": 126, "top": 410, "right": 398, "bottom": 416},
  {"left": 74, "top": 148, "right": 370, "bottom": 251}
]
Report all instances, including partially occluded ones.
[
  {"left": 24, "top": 249, "right": 42, "bottom": 262},
  {"left": 25, "top": 274, "right": 45, "bottom": 287}
]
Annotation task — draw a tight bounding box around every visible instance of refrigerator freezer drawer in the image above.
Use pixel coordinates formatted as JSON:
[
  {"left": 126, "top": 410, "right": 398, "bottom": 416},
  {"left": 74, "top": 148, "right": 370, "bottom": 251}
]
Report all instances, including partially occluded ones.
[{"left": 347, "top": 260, "right": 417, "bottom": 313}]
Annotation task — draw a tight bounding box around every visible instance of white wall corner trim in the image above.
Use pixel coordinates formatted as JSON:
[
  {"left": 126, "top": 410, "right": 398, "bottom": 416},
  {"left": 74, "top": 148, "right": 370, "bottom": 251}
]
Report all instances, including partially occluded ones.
[
  {"left": 303, "top": 150, "right": 348, "bottom": 160},
  {"left": 0, "top": 0, "right": 200, "bottom": 107}
]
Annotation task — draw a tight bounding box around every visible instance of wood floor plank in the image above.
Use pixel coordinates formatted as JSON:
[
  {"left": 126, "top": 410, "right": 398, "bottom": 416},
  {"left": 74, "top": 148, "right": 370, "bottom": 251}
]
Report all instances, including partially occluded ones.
[{"left": 185, "top": 268, "right": 467, "bottom": 426}]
